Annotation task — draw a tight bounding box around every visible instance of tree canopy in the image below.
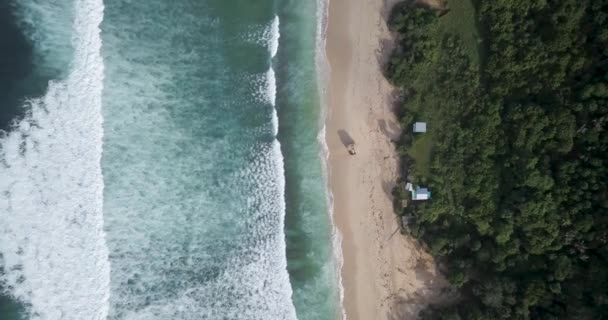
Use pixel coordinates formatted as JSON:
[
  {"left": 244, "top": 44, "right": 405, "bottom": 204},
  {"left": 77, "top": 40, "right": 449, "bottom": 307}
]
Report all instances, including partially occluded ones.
[{"left": 387, "top": 1, "right": 608, "bottom": 319}]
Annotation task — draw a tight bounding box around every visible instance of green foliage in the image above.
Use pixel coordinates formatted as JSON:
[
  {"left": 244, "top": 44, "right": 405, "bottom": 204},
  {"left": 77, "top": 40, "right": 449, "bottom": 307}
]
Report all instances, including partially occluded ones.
[
  {"left": 387, "top": 0, "right": 608, "bottom": 318},
  {"left": 409, "top": 132, "right": 433, "bottom": 180},
  {"left": 437, "top": 0, "right": 481, "bottom": 64},
  {"left": 386, "top": 2, "right": 439, "bottom": 87}
]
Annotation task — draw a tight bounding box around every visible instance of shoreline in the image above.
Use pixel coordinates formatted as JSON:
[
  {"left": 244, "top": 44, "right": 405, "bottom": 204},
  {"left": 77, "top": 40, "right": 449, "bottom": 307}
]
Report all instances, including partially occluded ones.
[
  {"left": 324, "top": 0, "right": 449, "bottom": 319},
  {"left": 313, "top": 0, "right": 348, "bottom": 318}
]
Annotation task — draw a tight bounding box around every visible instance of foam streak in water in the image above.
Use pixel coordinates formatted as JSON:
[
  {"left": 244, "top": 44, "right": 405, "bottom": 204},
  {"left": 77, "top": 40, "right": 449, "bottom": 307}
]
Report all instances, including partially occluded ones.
[
  {"left": 268, "top": 15, "right": 279, "bottom": 136},
  {"left": 252, "top": 15, "right": 279, "bottom": 133},
  {"left": 266, "top": 13, "right": 297, "bottom": 319},
  {"left": 0, "top": 0, "right": 110, "bottom": 319},
  {"left": 269, "top": 16, "right": 280, "bottom": 58}
]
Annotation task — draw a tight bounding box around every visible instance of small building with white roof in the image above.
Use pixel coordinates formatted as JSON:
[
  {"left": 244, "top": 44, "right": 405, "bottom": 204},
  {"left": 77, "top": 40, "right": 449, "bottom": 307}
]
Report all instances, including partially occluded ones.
[
  {"left": 412, "top": 188, "right": 431, "bottom": 200},
  {"left": 413, "top": 122, "right": 427, "bottom": 133},
  {"left": 404, "top": 183, "right": 431, "bottom": 200}
]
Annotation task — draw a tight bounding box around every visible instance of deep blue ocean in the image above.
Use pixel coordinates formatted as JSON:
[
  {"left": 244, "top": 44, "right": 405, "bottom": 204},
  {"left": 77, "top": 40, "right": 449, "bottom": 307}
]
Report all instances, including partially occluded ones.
[{"left": 0, "top": 0, "right": 340, "bottom": 319}]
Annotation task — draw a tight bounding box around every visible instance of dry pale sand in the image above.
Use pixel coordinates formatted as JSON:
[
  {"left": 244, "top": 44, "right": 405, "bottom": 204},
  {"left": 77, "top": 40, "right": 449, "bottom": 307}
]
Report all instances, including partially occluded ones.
[{"left": 325, "top": 0, "right": 450, "bottom": 319}]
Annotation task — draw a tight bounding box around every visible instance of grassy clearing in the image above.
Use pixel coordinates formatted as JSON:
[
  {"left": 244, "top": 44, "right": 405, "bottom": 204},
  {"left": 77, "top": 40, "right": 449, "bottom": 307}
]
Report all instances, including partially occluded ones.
[
  {"left": 403, "top": 0, "right": 479, "bottom": 182},
  {"left": 438, "top": 0, "right": 480, "bottom": 64},
  {"left": 408, "top": 132, "right": 433, "bottom": 180}
]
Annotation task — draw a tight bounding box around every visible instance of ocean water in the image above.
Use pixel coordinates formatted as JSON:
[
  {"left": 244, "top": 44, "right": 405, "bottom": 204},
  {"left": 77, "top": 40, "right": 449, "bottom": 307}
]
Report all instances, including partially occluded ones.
[
  {"left": 276, "top": 1, "right": 341, "bottom": 319},
  {"left": 0, "top": 1, "right": 73, "bottom": 130},
  {"left": 0, "top": 1, "right": 339, "bottom": 320}
]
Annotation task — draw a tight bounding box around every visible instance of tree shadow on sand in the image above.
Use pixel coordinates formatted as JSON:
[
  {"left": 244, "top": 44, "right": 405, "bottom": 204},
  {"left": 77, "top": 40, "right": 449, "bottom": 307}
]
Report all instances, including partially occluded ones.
[{"left": 337, "top": 129, "right": 355, "bottom": 147}]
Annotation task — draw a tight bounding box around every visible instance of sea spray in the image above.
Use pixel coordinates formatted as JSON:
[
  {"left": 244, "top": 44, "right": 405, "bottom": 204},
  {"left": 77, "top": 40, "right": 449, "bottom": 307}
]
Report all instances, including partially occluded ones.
[{"left": 0, "top": 0, "right": 110, "bottom": 319}]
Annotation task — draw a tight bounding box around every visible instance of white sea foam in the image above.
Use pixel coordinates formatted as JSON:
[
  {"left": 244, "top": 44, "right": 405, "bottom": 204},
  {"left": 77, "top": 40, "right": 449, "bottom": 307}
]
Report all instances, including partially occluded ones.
[
  {"left": 250, "top": 16, "right": 279, "bottom": 135},
  {"left": 269, "top": 16, "right": 280, "bottom": 58},
  {"left": 102, "top": 138, "right": 298, "bottom": 320},
  {"left": 265, "top": 14, "right": 297, "bottom": 319},
  {"left": 268, "top": 67, "right": 278, "bottom": 108},
  {"left": 243, "top": 16, "right": 280, "bottom": 58},
  {"left": 249, "top": 67, "right": 277, "bottom": 133},
  {"left": 267, "top": 13, "right": 294, "bottom": 317},
  {"left": 96, "top": 6, "right": 296, "bottom": 319},
  {"left": 262, "top": 16, "right": 279, "bottom": 107},
  {"left": 239, "top": 16, "right": 281, "bottom": 58},
  {"left": 102, "top": 139, "right": 297, "bottom": 320},
  {"left": 271, "top": 92, "right": 280, "bottom": 136},
  {"left": 0, "top": 0, "right": 110, "bottom": 319},
  {"left": 267, "top": 15, "right": 279, "bottom": 135},
  {"left": 270, "top": 138, "right": 298, "bottom": 319}
]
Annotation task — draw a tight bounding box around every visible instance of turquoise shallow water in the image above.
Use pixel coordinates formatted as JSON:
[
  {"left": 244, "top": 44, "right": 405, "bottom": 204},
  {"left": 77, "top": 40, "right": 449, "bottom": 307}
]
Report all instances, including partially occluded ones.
[
  {"left": 276, "top": 1, "right": 340, "bottom": 319},
  {"left": 0, "top": 0, "right": 339, "bottom": 319}
]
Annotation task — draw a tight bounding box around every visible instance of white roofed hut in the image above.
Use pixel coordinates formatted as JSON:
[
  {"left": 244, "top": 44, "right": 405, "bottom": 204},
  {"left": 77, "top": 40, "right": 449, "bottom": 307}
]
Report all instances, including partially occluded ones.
[
  {"left": 404, "top": 183, "right": 431, "bottom": 201},
  {"left": 412, "top": 187, "right": 431, "bottom": 200},
  {"left": 413, "top": 122, "right": 427, "bottom": 133}
]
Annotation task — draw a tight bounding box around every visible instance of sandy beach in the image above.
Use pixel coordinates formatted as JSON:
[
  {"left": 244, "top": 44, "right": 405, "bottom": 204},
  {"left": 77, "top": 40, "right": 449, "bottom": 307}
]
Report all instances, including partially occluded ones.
[{"left": 325, "top": 0, "right": 449, "bottom": 319}]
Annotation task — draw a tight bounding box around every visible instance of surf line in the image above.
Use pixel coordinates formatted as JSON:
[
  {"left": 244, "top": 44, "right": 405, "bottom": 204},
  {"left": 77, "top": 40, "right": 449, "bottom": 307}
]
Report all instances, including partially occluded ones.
[{"left": 267, "top": 14, "right": 300, "bottom": 319}]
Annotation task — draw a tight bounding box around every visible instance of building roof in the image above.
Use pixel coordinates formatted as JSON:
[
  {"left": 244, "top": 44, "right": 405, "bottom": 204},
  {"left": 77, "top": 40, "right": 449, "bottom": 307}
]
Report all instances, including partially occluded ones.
[
  {"left": 405, "top": 183, "right": 413, "bottom": 191},
  {"left": 417, "top": 188, "right": 429, "bottom": 195},
  {"left": 412, "top": 187, "right": 431, "bottom": 200},
  {"left": 413, "top": 122, "right": 427, "bottom": 133}
]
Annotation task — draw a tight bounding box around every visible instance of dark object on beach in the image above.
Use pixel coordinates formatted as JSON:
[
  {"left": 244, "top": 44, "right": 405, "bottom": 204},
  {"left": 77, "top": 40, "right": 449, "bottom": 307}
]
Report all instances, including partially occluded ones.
[
  {"left": 338, "top": 129, "right": 357, "bottom": 155},
  {"left": 347, "top": 143, "right": 356, "bottom": 155}
]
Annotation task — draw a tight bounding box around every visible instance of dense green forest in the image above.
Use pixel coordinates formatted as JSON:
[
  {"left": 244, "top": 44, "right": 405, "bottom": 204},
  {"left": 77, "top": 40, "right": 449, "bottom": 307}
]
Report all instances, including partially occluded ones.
[{"left": 387, "top": 0, "right": 608, "bottom": 319}]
